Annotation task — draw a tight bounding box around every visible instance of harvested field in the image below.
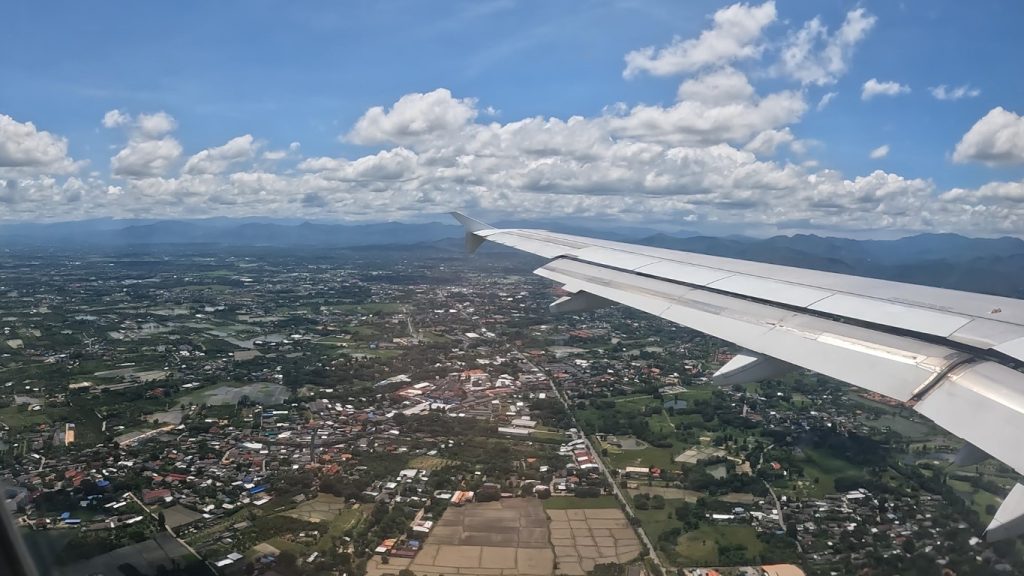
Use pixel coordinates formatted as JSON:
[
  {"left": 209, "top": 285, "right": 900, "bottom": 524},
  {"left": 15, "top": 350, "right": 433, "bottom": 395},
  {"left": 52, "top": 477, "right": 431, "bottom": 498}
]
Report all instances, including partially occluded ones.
[
  {"left": 366, "top": 499, "right": 641, "bottom": 576},
  {"left": 386, "top": 499, "right": 555, "bottom": 576},
  {"left": 547, "top": 507, "right": 641, "bottom": 576},
  {"left": 408, "top": 455, "right": 457, "bottom": 470},
  {"left": 161, "top": 504, "right": 202, "bottom": 530},
  {"left": 182, "top": 382, "right": 289, "bottom": 406},
  {"left": 279, "top": 494, "right": 357, "bottom": 527}
]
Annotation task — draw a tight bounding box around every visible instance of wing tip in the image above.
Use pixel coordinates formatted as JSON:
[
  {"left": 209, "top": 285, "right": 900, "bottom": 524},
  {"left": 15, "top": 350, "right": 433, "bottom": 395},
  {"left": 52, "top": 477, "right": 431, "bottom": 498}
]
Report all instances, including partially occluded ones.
[{"left": 450, "top": 212, "right": 492, "bottom": 233}]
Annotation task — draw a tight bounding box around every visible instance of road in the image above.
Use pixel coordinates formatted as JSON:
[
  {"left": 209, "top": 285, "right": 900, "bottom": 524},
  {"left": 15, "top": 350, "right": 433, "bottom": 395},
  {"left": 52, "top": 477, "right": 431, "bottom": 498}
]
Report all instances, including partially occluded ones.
[
  {"left": 403, "top": 306, "right": 420, "bottom": 340},
  {"left": 457, "top": 305, "right": 666, "bottom": 573},
  {"left": 523, "top": 356, "right": 667, "bottom": 574}
]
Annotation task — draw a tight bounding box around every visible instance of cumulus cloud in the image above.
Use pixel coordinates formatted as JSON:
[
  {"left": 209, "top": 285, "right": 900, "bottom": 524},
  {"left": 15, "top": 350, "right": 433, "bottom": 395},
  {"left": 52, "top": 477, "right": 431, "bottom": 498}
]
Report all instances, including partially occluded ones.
[
  {"left": 744, "top": 128, "right": 795, "bottom": 156},
  {"left": 623, "top": 1, "right": 777, "bottom": 78},
  {"left": 610, "top": 69, "right": 807, "bottom": 146},
  {"left": 183, "top": 135, "right": 258, "bottom": 174},
  {"left": 347, "top": 89, "right": 477, "bottom": 145},
  {"left": 0, "top": 114, "right": 76, "bottom": 172},
  {"left": 102, "top": 109, "right": 131, "bottom": 128},
  {"left": 298, "top": 147, "right": 419, "bottom": 182},
  {"left": 930, "top": 84, "right": 981, "bottom": 101},
  {"left": 111, "top": 138, "right": 183, "bottom": 178},
  {"left": 869, "top": 144, "right": 890, "bottom": 159},
  {"left": 861, "top": 78, "right": 911, "bottom": 100},
  {"left": 104, "top": 110, "right": 184, "bottom": 178},
  {"left": 8, "top": 3, "right": 1024, "bottom": 236},
  {"left": 952, "top": 107, "right": 1024, "bottom": 166},
  {"left": 262, "top": 142, "right": 301, "bottom": 161},
  {"left": 136, "top": 112, "right": 177, "bottom": 138},
  {"left": 776, "top": 8, "right": 876, "bottom": 86},
  {"left": 676, "top": 67, "right": 755, "bottom": 103}
]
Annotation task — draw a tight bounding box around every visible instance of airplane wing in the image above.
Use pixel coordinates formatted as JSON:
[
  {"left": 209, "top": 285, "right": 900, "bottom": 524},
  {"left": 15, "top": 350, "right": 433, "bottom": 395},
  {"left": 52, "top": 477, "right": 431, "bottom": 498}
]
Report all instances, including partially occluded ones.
[{"left": 452, "top": 212, "right": 1024, "bottom": 541}]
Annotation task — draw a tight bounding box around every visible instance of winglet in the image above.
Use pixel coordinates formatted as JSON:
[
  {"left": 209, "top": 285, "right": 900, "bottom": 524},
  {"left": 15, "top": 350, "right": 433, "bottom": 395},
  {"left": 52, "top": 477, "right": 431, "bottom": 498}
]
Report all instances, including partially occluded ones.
[
  {"left": 450, "top": 212, "right": 492, "bottom": 233},
  {"left": 450, "top": 212, "right": 491, "bottom": 254},
  {"left": 986, "top": 483, "right": 1024, "bottom": 541}
]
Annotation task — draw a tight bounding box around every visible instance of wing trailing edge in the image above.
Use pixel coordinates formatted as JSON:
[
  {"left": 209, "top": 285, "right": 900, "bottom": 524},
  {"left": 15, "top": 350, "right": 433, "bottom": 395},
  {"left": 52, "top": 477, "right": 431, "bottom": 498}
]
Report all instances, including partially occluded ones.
[{"left": 452, "top": 213, "right": 1024, "bottom": 539}]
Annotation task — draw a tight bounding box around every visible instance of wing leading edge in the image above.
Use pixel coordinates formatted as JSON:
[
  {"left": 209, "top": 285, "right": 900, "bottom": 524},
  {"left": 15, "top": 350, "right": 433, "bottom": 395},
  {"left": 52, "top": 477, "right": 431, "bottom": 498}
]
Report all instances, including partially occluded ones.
[{"left": 452, "top": 212, "right": 1024, "bottom": 540}]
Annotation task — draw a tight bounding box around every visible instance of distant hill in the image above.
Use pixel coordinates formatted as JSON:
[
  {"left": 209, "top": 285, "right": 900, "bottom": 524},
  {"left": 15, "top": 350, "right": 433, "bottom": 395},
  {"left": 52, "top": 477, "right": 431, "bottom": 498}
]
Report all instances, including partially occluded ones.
[
  {"left": 4, "top": 217, "right": 1024, "bottom": 297},
  {"left": 635, "top": 232, "right": 1024, "bottom": 298}
]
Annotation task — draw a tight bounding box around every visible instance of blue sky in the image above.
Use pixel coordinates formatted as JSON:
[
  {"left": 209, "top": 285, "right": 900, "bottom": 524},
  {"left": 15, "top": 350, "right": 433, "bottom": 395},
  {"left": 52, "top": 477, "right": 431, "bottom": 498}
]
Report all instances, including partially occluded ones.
[{"left": 2, "top": 1, "right": 1024, "bottom": 236}]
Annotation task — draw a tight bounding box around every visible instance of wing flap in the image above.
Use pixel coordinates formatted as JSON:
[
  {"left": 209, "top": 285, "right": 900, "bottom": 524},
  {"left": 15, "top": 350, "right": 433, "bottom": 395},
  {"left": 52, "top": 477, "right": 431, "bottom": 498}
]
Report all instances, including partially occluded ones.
[
  {"left": 450, "top": 220, "right": 1024, "bottom": 360},
  {"left": 451, "top": 214, "right": 1024, "bottom": 535},
  {"left": 536, "top": 257, "right": 965, "bottom": 402}
]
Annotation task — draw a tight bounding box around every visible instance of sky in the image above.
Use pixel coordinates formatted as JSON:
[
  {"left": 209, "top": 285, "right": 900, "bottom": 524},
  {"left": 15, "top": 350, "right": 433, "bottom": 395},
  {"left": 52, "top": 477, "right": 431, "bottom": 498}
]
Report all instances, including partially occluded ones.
[{"left": 3, "top": 0, "right": 1024, "bottom": 237}]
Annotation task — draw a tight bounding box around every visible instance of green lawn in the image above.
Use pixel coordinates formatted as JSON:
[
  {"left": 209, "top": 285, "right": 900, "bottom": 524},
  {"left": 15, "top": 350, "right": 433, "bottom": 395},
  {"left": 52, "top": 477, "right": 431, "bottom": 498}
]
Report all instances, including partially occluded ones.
[
  {"left": 795, "top": 448, "right": 861, "bottom": 497},
  {"left": 0, "top": 405, "right": 51, "bottom": 429},
  {"left": 324, "top": 508, "right": 363, "bottom": 546},
  {"left": 633, "top": 499, "right": 685, "bottom": 542},
  {"left": 675, "top": 525, "right": 764, "bottom": 566},
  {"left": 604, "top": 440, "right": 684, "bottom": 471},
  {"left": 542, "top": 495, "right": 620, "bottom": 510},
  {"left": 948, "top": 478, "right": 1003, "bottom": 524}
]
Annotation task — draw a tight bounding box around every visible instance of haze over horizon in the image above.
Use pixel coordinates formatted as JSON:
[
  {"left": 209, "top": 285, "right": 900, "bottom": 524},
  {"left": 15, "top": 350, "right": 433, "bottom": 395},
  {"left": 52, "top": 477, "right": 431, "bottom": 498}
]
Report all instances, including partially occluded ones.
[{"left": 4, "top": 1, "right": 1024, "bottom": 237}]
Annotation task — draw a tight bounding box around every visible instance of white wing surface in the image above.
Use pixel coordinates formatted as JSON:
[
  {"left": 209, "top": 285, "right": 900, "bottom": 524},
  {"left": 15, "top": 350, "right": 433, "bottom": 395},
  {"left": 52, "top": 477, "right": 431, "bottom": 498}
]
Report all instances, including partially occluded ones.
[{"left": 453, "top": 212, "right": 1024, "bottom": 540}]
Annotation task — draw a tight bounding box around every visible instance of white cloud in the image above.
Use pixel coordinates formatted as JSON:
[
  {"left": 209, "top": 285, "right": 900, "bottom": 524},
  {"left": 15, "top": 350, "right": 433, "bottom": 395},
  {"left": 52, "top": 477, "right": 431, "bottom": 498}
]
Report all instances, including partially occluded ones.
[
  {"left": 942, "top": 180, "right": 1024, "bottom": 203},
  {"left": 111, "top": 137, "right": 183, "bottom": 178},
  {"left": 623, "top": 1, "right": 777, "bottom": 78},
  {"left": 816, "top": 91, "right": 837, "bottom": 111},
  {"left": 106, "top": 110, "right": 184, "bottom": 178},
  {"left": 298, "top": 147, "right": 419, "bottom": 182},
  {"left": 676, "top": 67, "right": 755, "bottom": 103},
  {"left": 136, "top": 112, "right": 177, "bottom": 138},
  {"left": 102, "top": 109, "right": 131, "bottom": 128},
  {"left": 0, "top": 114, "right": 76, "bottom": 172},
  {"left": 263, "top": 141, "right": 301, "bottom": 161},
  {"left": 183, "top": 134, "right": 258, "bottom": 174},
  {"left": 776, "top": 8, "right": 876, "bottom": 86},
  {"left": 8, "top": 3, "right": 1024, "bottom": 237},
  {"left": 347, "top": 89, "right": 477, "bottom": 145},
  {"left": 744, "top": 128, "right": 795, "bottom": 156},
  {"left": 869, "top": 144, "right": 890, "bottom": 159},
  {"left": 610, "top": 70, "right": 807, "bottom": 147},
  {"left": 930, "top": 84, "right": 981, "bottom": 101},
  {"left": 953, "top": 107, "right": 1024, "bottom": 166},
  {"left": 861, "top": 79, "right": 910, "bottom": 100}
]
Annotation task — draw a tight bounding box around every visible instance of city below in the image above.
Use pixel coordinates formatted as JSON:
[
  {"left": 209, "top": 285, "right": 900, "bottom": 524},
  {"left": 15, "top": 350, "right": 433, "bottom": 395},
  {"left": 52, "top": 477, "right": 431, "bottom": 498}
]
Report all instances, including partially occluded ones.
[{"left": 0, "top": 238, "right": 1019, "bottom": 576}]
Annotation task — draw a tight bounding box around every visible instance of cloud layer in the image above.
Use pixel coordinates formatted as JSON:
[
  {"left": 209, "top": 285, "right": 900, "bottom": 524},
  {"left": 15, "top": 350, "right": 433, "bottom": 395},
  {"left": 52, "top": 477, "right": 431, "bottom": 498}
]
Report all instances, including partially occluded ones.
[{"left": 0, "top": 2, "right": 1021, "bottom": 238}]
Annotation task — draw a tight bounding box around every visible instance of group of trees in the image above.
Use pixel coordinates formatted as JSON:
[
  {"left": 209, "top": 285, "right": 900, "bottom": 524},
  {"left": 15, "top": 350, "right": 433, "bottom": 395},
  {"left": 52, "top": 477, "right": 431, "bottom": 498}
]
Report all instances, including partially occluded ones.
[{"left": 632, "top": 492, "right": 665, "bottom": 510}]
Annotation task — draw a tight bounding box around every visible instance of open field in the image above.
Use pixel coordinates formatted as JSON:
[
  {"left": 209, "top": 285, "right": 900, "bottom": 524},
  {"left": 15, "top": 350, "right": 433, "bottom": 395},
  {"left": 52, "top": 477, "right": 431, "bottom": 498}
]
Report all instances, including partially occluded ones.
[
  {"left": 548, "top": 506, "right": 642, "bottom": 575},
  {"left": 386, "top": 499, "right": 554, "bottom": 576},
  {"left": 634, "top": 499, "right": 686, "bottom": 543},
  {"left": 948, "top": 478, "right": 1003, "bottom": 524},
  {"left": 180, "top": 381, "right": 289, "bottom": 406},
  {"left": 542, "top": 495, "right": 620, "bottom": 510},
  {"left": 162, "top": 504, "right": 203, "bottom": 530},
  {"left": 675, "top": 525, "right": 764, "bottom": 566},
  {"left": 792, "top": 448, "right": 860, "bottom": 497},
  {"left": 279, "top": 493, "right": 349, "bottom": 523},
  {"left": 604, "top": 439, "right": 685, "bottom": 471},
  {"left": 408, "top": 455, "right": 457, "bottom": 470}
]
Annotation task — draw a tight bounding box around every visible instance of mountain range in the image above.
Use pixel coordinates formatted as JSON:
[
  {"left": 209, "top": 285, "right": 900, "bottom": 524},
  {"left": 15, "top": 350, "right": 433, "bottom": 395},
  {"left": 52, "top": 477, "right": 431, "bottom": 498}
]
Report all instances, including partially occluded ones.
[{"left": 4, "top": 218, "right": 1024, "bottom": 297}]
